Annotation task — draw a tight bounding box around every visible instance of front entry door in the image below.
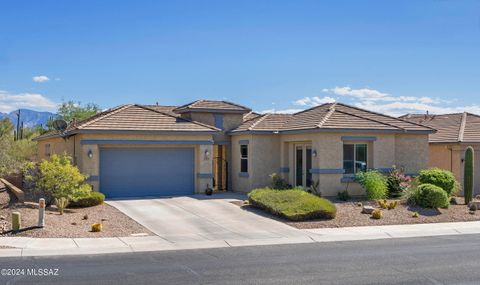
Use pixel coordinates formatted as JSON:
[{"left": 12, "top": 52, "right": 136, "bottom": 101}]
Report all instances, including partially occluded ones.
[{"left": 295, "top": 144, "right": 312, "bottom": 188}]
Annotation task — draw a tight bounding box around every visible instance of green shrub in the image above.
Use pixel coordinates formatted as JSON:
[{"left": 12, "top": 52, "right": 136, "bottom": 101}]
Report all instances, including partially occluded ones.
[
  {"left": 356, "top": 171, "right": 388, "bottom": 200},
  {"left": 337, "top": 190, "right": 351, "bottom": 201},
  {"left": 413, "top": 183, "right": 449, "bottom": 209},
  {"left": 248, "top": 188, "right": 336, "bottom": 221},
  {"left": 23, "top": 154, "right": 92, "bottom": 205},
  {"left": 69, "top": 191, "right": 105, "bottom": 208},
  {"left": 418, "top": 168, "right": 458, "bottom": 196},
  {"left": 269, "top": 173, "right": 290, "bottom": 190}
]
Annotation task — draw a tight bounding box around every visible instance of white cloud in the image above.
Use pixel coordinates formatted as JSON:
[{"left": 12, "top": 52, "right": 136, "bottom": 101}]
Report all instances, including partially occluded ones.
[
  {"left": 32, "top": 75, "right": 50, "bottom": 83},
  {"left": 294, "top": 96, "right": 336, "bottom": 106},
  {"left": 277, "top": 86, "right": 480, "bottom": 117},
  {"left": 317, "top": 86, "right": 479, "bottom": 116},
  {"left": 258, "top": 108, "right": 303, "bottom": 114},
  {"left": 0, "top": 90, "right": 57, "bottom": 113},
  {"left": 354, "top": 101, "right": 480, "bottom": 117}
]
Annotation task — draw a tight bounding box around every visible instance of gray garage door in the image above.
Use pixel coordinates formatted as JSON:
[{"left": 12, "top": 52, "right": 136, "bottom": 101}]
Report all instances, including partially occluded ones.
[{"left": 100, "top": 148, "right": 195, "bottom": 198}]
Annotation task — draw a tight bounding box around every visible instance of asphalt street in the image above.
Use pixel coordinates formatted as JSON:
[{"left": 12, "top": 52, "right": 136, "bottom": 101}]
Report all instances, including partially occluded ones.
[{"left": 1, "top": 233, "right": 480, "bottom": 285}]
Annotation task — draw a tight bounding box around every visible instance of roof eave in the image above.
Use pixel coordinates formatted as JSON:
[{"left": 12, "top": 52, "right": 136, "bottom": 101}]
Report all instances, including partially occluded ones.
[
  {"left": 70, "top": 129, "right": 222, "bottom": 135},
  {"left": 174, "top": 108, "right": 251, "bottom": 114},
  {"left": 229, "top": 128, "right": 435, "bottom": 135}
]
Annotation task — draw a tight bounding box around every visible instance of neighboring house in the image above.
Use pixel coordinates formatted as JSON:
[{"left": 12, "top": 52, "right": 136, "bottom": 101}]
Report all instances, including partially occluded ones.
[
  {"left": 35, "top": 100, "right": 434, "bottom": 198},
  {"left": 402, "top": 112, "right": 480, "bottom": 196}
]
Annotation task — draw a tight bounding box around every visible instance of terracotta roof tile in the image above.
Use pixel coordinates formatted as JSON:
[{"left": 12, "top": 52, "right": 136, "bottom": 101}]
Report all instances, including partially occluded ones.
[
  {"left": 402, "top": 112, "right": 480, "bottom": 143},
  {"left": 34, "top": 104, "right": 219, "bottom": 140},
  {"left": 173, "top": 100, "right": 251, "bottom": 113},
  {"left": 231, "top": 103, "right": 434, "bottom": 133}
]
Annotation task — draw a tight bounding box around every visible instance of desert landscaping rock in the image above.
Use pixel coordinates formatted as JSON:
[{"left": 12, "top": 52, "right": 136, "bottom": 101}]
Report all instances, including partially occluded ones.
[
  {"left": 0, "top": 191, "right": 152, "bottom": 238},
  {"left": 362, "top": 206, "right": 375, "bottom": 214},
  {"left": 283, "top": 197, "right": 480, "bottom": 229}
]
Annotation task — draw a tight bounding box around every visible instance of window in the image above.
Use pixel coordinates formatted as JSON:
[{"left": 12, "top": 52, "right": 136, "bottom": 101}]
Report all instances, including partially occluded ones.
[
  {"left": 45, "top": 144, "right": 51, "bottom": 157},
  {"left": 214, "top": 114, "right": 224, "bottom": 130},
  {"left": 343, "top": 144, "right": 367, "bottom": 174},
  {"left": 240, "top": 145, "right": 248, "bottom": 173}
]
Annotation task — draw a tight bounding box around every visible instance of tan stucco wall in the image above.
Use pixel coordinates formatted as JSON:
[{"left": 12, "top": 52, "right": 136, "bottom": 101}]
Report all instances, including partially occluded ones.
[
  {"left": 232, "top": 131, "right": 430, "bottom": 197},
  {"left": 37, "top": 133, "right": 214, "bottom": 194},
  {"left": 186, "top": 112, "right": 244, "bottom": 131},
  {"left": 37, "top": 136, "right": 75, "bottom": 162},
  {"left": 38, "top": 129, "right": 430, "bottom": 198},
  {"left": 231, "top": 134, "right": 253, "bottom": 192},
  {"left": 394, "top": 134, "right": 429, "bottom": 174},
  {"left": 429, "top": 143, "right": 480, "bottom": 196}
]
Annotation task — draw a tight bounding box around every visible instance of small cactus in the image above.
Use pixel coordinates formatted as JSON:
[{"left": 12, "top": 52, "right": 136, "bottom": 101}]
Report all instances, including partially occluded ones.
[
  {"left": 371, "top": 209, "right": 383, "bottom": 219},
  {"left": 91, "top": 223, "right": 102, "bottom": 232},
  {"left": 464, "top": 146, "right": 474, "bottom": 205},
  {"left": 412, "top": 212, "right": 419, "bottom": 218},
  {"left": 83, "top": 214, "right": 89, "bottom": 220},
  {"left": 55, "top": 197, "right": 69, "bottom": 215},
  {"left": 357, "top": 202, "right": 363, "bottom": 207},
  {"left": 378, "top": 199, "right": 389, "bottom": 209},
  {"left": 388, "top": 201, "right": 398, "bottom": 210}
]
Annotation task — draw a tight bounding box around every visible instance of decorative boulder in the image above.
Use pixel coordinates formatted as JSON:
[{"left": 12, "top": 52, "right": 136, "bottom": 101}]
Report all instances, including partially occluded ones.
[
  {"left": 362, "top": 206, "right": 375, "bottom": 214},
  {"left": 468, "top": 201, "right": 480, "bottom": 209}
]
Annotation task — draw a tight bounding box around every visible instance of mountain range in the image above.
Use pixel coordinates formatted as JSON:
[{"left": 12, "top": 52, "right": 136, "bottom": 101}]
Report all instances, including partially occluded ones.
[{"left": 0, "top": 109, "right": 55, "bottom": 128}]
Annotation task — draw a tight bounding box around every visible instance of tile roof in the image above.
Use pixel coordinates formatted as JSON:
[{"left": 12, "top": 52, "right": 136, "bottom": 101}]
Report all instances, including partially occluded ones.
[
  {"left": 234, "top": 113, "right": 293, "bottom": 132},
  {"left": 34, "top": 104, "right": 220, "bottom": 140},
  {"left": 401, "top": 112, "right": 480, "bottom": 143},
  {"left": 173, "top": 100, "right": 251, "bottom": 113},
  {"left": 231, "top": 103, "right": 435, "bottom": 133},
  {"left": 243, "top": 111, "right": 261, "bottom": 122}
]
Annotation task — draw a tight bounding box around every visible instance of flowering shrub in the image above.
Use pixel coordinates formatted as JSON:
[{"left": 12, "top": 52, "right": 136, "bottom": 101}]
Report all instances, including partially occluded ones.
[{"left": 386, "top": 166, "right": 412, "bottom": 198}]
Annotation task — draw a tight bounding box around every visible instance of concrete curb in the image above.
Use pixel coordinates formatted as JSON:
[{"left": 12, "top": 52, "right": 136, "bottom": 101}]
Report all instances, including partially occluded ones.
[{"left": 1, "top": 221, "right": 480, "bottom": 257}]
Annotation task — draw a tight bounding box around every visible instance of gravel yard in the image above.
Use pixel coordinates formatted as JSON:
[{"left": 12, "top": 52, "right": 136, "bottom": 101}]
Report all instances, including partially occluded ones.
[
  {"left": 0, "top": 190, "right": 152, "bottom": 238},
  {"left": 235, "top": 197, "right": 480, "bottom": 229}
]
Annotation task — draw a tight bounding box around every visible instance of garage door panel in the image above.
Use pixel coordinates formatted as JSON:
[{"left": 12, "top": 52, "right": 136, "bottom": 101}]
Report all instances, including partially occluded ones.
[{"left": 100, "top": 148, "right": 195, "bottom": 198}]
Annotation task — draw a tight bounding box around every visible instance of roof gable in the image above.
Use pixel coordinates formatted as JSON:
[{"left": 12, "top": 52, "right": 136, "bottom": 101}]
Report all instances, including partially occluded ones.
[
  {"left": 173, "top": 100, "right": 251, "bottom": 114},
  {"left": 231, "top": 102, "right": 434, "bottom": 133},
  {"left": 34, "top": 104, "right": 220, "bottom": 140}
]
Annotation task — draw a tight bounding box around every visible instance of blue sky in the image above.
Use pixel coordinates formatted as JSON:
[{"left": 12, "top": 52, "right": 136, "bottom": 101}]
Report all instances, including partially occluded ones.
[{"left": 1, "top": 0, "right": 479, "bottom": 116}]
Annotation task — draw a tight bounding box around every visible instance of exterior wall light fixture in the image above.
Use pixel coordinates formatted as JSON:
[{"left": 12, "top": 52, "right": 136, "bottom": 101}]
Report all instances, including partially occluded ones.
[
  {"left": 204, "top": 149, "right": 210, "bottom": 160},
  {"left": 312, "top": 149, "right": 317, "bottom": 157},
  {"left": 88, "top": 150, "right": 93, "bottom": 159}
]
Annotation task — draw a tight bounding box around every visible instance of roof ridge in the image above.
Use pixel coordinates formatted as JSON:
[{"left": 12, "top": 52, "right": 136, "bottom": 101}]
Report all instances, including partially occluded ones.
[
  {"left": 138, "top": 104, "right": 221, "bottom": 131},
  {"left": 77, "top": 104, "right": 133, "bottom": 130},
  {"left": 173, "top": 100, "right": 201, "bottom": 111},
  {"left": 336, "top": 102, "right": 436, "bottom": 131},
  {"left": 219, "top": 100, "right": 251, "bottom": 111},
  {"left": 292, "top": 102, "right": 333, "bottom": 115},
  {"left": 248, "top": 113, "right": 270, "bottom": 131},
  {"left": 317, "top": 103, "right": 337, "bottom": 128},
  {"left": 334, "top": 107, "right": 405, "bottom": 131},
  {"left": 458, "top": 112, "right": 467, "bottom": 142}
]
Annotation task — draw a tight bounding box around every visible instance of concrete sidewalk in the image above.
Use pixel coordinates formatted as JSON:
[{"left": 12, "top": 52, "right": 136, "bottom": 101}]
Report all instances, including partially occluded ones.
[{"left": 1, "top": 221, "right": 480, "bottom": 257}]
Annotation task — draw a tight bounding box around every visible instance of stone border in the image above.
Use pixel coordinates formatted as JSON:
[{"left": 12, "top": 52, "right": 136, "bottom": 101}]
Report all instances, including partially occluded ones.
[{"left": 0, "top": 178, "right": 24, "bottom": 203}]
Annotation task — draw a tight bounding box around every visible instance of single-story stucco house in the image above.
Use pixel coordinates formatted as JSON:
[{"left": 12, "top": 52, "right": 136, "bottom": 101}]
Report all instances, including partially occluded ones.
[
  {"left": 402, "top": 112, "right": 480, "bottom": 196},
  {"left": 34, "top": 100, "right": 435, "bottom": 198}
]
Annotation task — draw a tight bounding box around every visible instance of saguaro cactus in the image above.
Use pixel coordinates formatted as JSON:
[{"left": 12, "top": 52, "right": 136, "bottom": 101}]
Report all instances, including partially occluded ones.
[{"left": 464, "top": 146, "right": 474, "bottom": 205}]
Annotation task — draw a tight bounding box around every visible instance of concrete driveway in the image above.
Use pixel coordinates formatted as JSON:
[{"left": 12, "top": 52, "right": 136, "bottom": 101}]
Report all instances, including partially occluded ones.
[{"left": 106, "top": 193, "right": 307, "bottom": 244}]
